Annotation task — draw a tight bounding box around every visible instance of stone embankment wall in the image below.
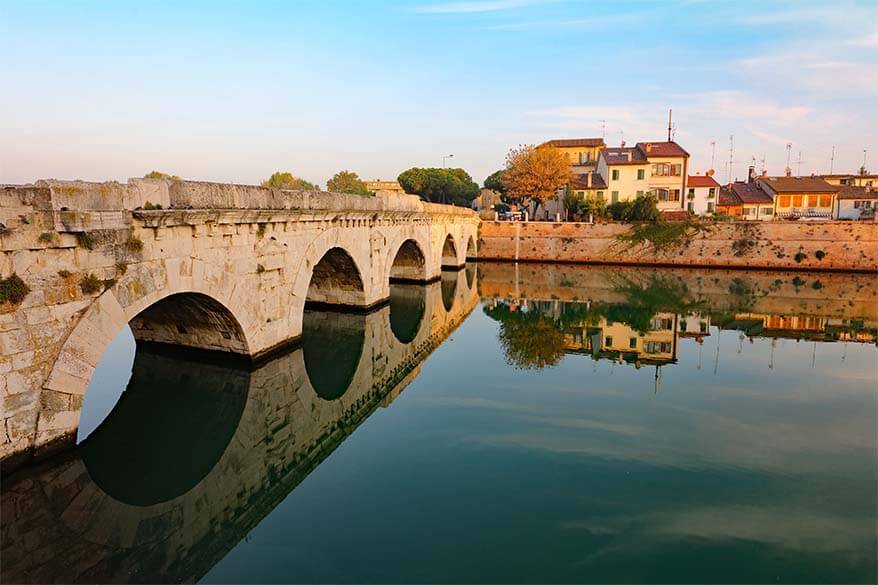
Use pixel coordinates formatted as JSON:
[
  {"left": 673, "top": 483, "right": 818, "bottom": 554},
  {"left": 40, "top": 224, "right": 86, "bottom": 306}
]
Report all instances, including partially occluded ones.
[{"left": 478, "top": 220, "right": 878, "bottom": 272}]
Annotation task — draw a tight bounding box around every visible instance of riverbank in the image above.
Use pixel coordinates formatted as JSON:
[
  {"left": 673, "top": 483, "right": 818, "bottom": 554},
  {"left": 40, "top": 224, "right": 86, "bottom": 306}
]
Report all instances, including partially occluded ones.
[{"left": 477, "top": 220, "right": 878, "bottom": 272}]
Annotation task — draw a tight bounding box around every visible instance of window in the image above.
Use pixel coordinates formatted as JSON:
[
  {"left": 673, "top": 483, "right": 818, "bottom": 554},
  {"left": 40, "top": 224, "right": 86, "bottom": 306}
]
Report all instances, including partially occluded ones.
[
  {"left": 819, "top": 195, "right": 832, "bottom": 207},
  {"left": 707, "top": 202, "right": 715, "bottom": 212},
  {"left": 743, "top": 207, "right": 755, "bottom": 216},
  {"left": 611, "top": 169, "right": 620, "bottom": 181},
  {"left": 792, "top": 195, "right": 803, "bottom": 207},
  {"left": 688, "top": 202, "right": 694, "bottom": 212},
  {"left": 636, "top": 190, "right": 644, "bottom": 197},
  {"left": 611, "top": 191, "right": 619, "bottom": 203},
  {"left": 807, "top": 195, "right": 818, "bottom": 207},
  {"left": 688, "top": 188, "right": 695, "bottom": 197},
  {"left": 605, "top": 336, "right": 614, "bottom": 347},
  {"left": 651, "top": 163, "right": 682, "bottom": 176},
  {"left": 761, "top": 207, "right": 773, "bottom": 215},
  {"left": 854, "top": 200, "right": 862, "bottom": 209},
  {"left": 637, "top": 169, "right": 645, "bottom": 180},
  {"left": 778, "top": 195, "right": 791, "bottom": 207},
  {"left": 596, "top": 190, "right": 604, "bottom": 198},
  {"left": 629, "top": 337, "right": 637, "bottom": 349},
  {"left": 669, "top": 189, "right": 681, "bottom": 202},
  {"left": 708, "top": 188, "right": 716, "bottom": 198}
]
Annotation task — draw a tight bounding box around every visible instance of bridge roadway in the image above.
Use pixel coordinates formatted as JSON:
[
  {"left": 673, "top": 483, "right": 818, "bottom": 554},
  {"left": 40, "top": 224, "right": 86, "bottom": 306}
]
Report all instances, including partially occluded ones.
[
  {"left": 0, "top": 179, "right": 479, "bottom": 467},
  {"left": 1, "top": 268, "right": 479, "bottom": 583}
]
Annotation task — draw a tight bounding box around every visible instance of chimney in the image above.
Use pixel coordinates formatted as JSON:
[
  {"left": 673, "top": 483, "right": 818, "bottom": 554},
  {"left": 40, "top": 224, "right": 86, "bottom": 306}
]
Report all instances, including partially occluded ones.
[
  {"left": 785, "top": 166, "right": 792, "bottom": 177},
  {"left": 646, "top": 143, "right": 653, "bottom": 153},
  {"left": 627, "top": 151, "right": 632, "bottom": 162},
  {"left": 747, "top": 165, "right": 756, "bottom": 183},
  {"left": 587, "top": 173, "right": 592, "bottom": 188}
]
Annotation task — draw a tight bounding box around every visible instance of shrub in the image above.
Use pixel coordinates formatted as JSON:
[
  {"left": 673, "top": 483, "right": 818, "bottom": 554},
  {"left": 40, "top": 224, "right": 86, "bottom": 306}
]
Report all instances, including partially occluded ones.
[
  {"left": 143, "top": 201, "right": 163, "bottom": 210},
  {"left": 79, "top": 274, "right": 102, "bottom": 294},
  {"left": 815, "top": 250, "right": 826, "bottom": 260},
  {"left": 57, "top": 269, "right": 72, "bottom": 278},
  {"left": 38, "top": 231, "right": 56, "bottom": 243},
  {"left": 0, "top": 273, "right": 30, "bottom": 305},
  {"left": 77, "top": 231, "right": 96, "bottom": 250},
  {"left": 794, "top": 251, "right": 807, "bottom": 263},
  {"left": 256, "top": 264, "right": 266, "bottom": 273},
  {"left": 102, "top": 278, "right": 117, "bottom": 291},
  {"left": 125, "top": 236, "right": 144, "bottom": 252},
  {"left": 792, "top": 276, "right": 806, "bottom": 288},
  {"left": 812, "top": 280, "right": 823, "bottom": 290},
  {"left": 256, "top": 223, "right": 267, "bottom": 238},
  {"left": 115, "top": 261, "right": 128, "bottom": 275}
]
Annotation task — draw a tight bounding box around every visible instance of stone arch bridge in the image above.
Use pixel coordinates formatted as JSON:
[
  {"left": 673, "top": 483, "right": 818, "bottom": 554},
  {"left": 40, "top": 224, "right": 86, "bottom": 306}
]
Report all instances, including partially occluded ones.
[{"left": 0, "top": 178, "right": 479, "bottom": 468}]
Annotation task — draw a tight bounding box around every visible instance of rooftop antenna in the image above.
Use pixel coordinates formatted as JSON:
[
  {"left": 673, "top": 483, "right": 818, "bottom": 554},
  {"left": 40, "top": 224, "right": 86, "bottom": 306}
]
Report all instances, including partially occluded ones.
[
  {"left": 796, "top": 151, "right": 803, "bottom": 176},
  {"left": 726, "top": 135, "right": 734, "bottom": 184},
  {"left": 619, "top": 129, "right": 625, "bottom": 147},
  {"left": 667, "top": 109, "right": 673, "bottom": 142},
  {"left": 759, "top": 155, "right": 766, "bottom": 175},
  {"left": 710, "top": 140, "right": 716, "bottom": 169},
  {"left": 785, "top": 143, "right": 792, "bottom": 176},
  {"left": 829, "top": 146, "right": 835, "bottom": 174},
  {"left": 600, "top": 119, "right": 606, "bottom": 140},
  {"left": 861, "top": 149, "right": 868, "bottom": 175}
]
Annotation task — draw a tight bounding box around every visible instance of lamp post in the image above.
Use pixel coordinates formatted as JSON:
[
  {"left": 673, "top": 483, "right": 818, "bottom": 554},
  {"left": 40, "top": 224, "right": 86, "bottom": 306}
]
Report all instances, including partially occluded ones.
[{"left": 443, "top": 154, "right": 454, "bottom": 168}]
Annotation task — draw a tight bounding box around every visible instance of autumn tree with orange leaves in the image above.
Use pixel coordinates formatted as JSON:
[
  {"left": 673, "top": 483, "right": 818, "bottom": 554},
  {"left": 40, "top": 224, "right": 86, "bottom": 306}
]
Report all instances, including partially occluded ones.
[{"left": 503, "top": 144, "right": 571, "bottom": 217}]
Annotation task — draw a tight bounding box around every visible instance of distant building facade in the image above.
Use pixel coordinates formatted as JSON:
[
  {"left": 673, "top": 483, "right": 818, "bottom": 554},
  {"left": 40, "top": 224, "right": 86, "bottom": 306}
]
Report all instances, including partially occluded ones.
[
  {"left": 365, "top": 180, "right": 405, "bottom": 195},
  {"left": 686, "top": 173, "right": 720, "bottom": 215}
]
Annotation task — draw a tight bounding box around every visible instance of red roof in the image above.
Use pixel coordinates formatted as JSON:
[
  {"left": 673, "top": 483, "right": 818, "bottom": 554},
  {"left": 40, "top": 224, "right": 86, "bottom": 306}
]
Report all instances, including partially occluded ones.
[
  {"left": 731, "top": 182, "right": 773, "bottom": 204},
  {"left": 636, "top": 141, "right": 689, "bottom": 158},
  {"left": 687, "top": 175, "right": 720, "bottom": 188}
]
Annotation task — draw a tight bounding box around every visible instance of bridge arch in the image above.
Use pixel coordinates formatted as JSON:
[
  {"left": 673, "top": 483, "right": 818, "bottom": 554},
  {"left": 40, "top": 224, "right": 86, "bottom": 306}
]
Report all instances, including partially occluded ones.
[
  {"left": 39, "top": 284, "right": 258, "bottom": 454},
  {"left": 389, "top": 238, "right": 428, "bottom": 282},
  {"left": 441, "top": 234, "right": 459, "bottom": 269},
  {"left": 466, "top": 235, "right": 477, "bottom": 260}
]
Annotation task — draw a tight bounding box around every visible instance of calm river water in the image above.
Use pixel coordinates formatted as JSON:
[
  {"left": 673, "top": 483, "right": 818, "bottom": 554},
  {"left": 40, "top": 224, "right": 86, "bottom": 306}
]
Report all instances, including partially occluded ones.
[{"left": 3, "top": 263, "right": 876, "bottom": 584}]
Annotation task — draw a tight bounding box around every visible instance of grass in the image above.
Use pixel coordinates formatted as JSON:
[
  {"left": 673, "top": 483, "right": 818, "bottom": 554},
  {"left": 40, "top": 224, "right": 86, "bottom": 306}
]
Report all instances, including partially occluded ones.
[
  {"left": 38, "top": 231, "right": 56, "bottom": 243},
  {"left": 79, "top": 274, "right": 102, "bottom": 294},
  {"left": 125, "top": 236, "right": 144, "bottom": 253},
  {"left": 614, "top": 220, "right": 708, "bottom": 254},
  {"left": 0, "top": 273, "right": 30, "bottom": 305},
  {"left": 57, "top": 269, "right": 72, "bottom": 278},
  {"left": 76, "top": 231, "right": 96, "bottom": 250}
]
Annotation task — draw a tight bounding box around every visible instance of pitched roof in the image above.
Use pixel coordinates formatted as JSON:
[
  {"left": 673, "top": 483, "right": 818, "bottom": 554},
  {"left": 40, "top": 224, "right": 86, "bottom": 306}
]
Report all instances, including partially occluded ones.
[
  {"left": 731, "top": 181, "right": 774, "bottom": 204},
  {"left": 758, "top": 176, "right": 838, "bottom": 193},
  {"left": 636, "top": 141, "right": 690, "bottom": 158},
  {"left": 837, "top": 186, "right": 878, "bottom": 200},
  {"left": 687, "top": 175, "right": 720, "bottom": 188},
  {"left": 569, "top": 172, "right": 607, "bottom": 190},
  {"left": 541, "top": 138, "right": 605, "bottom": 148},
  {"left": 600, "top": 147, "right": 648, "bottom": 166},
  {"left": 718, "top": 187, "right": 741, "bottom": 206}
]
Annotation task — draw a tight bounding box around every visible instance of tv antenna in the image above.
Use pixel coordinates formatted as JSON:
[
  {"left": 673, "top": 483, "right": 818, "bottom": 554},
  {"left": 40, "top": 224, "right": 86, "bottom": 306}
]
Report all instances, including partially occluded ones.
[
  {"left": 829, "top": 146, "right": 836, "bottom": 174},
  {"left": 785, "top": 143, "right": 793, "bottom": 176},
  {"left": 667, "top": 109, "right": 673, "bottom": 142},
  {"left": 796, "top": 151, "right": 804, "bottom": 176},
  {"left": 726, "top": 135, "right": 735, "bottom": 184},
  {"left": 710, "top": 140, "right": 716, "bottom": 169},
  {"left": 862, "top": 149, "right": 869, "bottom": 175},
  {"left": 599, "top": 119, "right": 606, "bottom": 140}
]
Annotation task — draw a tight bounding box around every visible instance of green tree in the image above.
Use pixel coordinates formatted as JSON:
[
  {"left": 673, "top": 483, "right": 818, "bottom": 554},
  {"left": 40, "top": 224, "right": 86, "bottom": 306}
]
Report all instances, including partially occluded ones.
[
  {"left": 484, "top": 170, "right": 507, "bottom": 195},
  {"left": 326, "top": 170, "right": 372, "bottom": 196},
  {"left": 144, "top": 170, "right": 180, "bottom": 180},
  {"left": 483, "top": 303, "right": 567, "bottom": 370},
  {"left": 607, "top": 194, "right": 661, "bottom": 222},
  {"left": 397, "top": 167, "right": 479, "bottom": 205},
  {"left": 261, "top": 171, "right": 317, "bottom": 190}
]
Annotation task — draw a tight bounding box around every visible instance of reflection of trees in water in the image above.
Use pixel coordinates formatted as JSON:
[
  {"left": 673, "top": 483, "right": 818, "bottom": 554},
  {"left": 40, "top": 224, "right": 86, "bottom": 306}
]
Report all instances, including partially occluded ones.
[
  {"left": 485, "top": 303, "right": 567, "bottom": 370},
  {"left": 484, "top": 274, "right": 705, "bottom": 369}
]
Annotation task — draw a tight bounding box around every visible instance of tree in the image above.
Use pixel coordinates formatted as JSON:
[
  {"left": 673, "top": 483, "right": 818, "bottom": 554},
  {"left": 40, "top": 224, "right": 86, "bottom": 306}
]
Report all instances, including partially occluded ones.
[
  {"left": 397, "top": 167, "right": 479, "bottom": 205},
  {"left": 483, "top": 303, "right": 567, "bottom": 370},
  {"left": 607, "top": 193, "right": 661, "bottom": 222},
  {"left": 503, "top": 145, "right": 571, "bottom": 217},
  {"left": 261, "top": 171, "right": 317, "bottom": 190},
  {"left": 144, "top": 170, "right": 180, "bottom": 180},
  {"left": 484, "top": 169, "right": 507, "bottom": 195},
  {"left": 326, "top": 170, "right": 372, "bottom": 196}
]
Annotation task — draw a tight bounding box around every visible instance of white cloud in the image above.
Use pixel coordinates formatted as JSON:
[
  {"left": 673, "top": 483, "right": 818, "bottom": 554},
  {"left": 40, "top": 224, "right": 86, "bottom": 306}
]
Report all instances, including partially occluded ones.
[{"left": 849, "top": 32, "right": 878, "bottom": 47}]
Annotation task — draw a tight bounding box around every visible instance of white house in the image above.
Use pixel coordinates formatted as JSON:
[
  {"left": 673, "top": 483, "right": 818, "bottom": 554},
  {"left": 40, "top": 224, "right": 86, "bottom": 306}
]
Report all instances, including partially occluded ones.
[
  {"left": 835, "top": 186, "right": 877, "bottom": 220},
  {"left": 685, "top": 174, "right": 720, "bottom": 215}
]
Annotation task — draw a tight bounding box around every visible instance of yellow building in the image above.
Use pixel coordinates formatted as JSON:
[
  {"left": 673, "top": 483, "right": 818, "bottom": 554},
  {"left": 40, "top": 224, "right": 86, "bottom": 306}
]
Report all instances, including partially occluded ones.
[
  {"left": 757, "top": 176, "right": 838, "bottom": 219},
  {"left": 365, "top": 179, "right": 405, "bottom": 194},
  {"left": 539, "top": 138, "right": 606, "bottom": 172},
  {"left": 820, "top": 173, "right": 878, "bottom": 188},
  {"left": 596, "top": 147, "right": 650, "bottom": 204}
]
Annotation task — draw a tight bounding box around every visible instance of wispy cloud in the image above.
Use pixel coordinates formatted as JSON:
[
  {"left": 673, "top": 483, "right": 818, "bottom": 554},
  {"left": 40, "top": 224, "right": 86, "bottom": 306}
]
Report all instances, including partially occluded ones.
[
  {"left": 485, "top": 11, "right": 645, "bottom": 30},
  {"left": 414, "top": 0, "right": 546, "bottom": 14}
]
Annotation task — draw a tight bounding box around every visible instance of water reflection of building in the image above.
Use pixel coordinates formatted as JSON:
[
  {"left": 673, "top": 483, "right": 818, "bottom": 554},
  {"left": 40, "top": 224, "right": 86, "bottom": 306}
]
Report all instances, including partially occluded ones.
[
  {"left": 718, "top": 313, "right": 878, "bottom": 344},
  {"left": 564, "top": 313, "right": 679, "bottom": 368}
]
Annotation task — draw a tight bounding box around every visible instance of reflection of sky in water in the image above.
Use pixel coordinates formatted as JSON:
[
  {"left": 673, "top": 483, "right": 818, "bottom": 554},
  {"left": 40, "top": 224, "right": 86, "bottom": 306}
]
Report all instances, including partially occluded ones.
[{"left": 202, "top": 304, "right": 876, "bottom": 584}]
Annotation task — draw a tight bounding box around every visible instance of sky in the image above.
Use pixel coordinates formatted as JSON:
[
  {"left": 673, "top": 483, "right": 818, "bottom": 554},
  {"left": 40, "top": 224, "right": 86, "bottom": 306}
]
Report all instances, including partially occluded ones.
[{"left": 1, "top": 0, "right": 876, "bottom": 186}]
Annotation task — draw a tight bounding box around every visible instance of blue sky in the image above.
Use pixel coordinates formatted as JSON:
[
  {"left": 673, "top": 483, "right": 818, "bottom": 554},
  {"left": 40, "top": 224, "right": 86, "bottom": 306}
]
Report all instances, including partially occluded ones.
[{"left": 2, "top": 0, "right": 876, "bottom": 186}]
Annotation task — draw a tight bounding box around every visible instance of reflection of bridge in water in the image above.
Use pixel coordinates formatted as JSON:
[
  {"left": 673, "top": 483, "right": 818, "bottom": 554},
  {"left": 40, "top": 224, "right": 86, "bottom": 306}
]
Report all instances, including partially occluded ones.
[{"left": 1, "top": 268, "right": 477, "bottom": 584}]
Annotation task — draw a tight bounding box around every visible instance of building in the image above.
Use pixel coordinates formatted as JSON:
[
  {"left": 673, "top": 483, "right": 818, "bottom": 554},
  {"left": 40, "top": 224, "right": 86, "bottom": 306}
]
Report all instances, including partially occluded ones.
[
  {"left": 540, "top": 138, "right": 606, "bottom": 172},
  {"left": 719, "top": 181, "right": 774, "bottom": 219},
  {"left": 834, "top": 185, "right": 877, "bottom": 220},
  {"left": 365, "top": 179, "right": 405, "bottom": 194},
  {"left": 685, "top": 173, "right": 720, "bottom": 215},
  {"left": 820, "top": 173, "right": 878, "bottom": 188},
  {"left": 757, "top": 176, "right": 838, "bottom": 219},
  {"left": 567, "top": 171, "right": 608, "bottom": 200},
  {"left": 596, "top": 146, "right": 650, "bottom": 204},
  {"left": 639, "top": 141, "right": 689, "bottom": 212}
]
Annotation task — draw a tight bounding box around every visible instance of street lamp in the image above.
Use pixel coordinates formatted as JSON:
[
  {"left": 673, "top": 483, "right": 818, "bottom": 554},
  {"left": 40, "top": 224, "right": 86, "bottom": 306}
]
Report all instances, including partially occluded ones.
[{"left": 443, "top": 154, "right": 454, "bottom": 168}]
